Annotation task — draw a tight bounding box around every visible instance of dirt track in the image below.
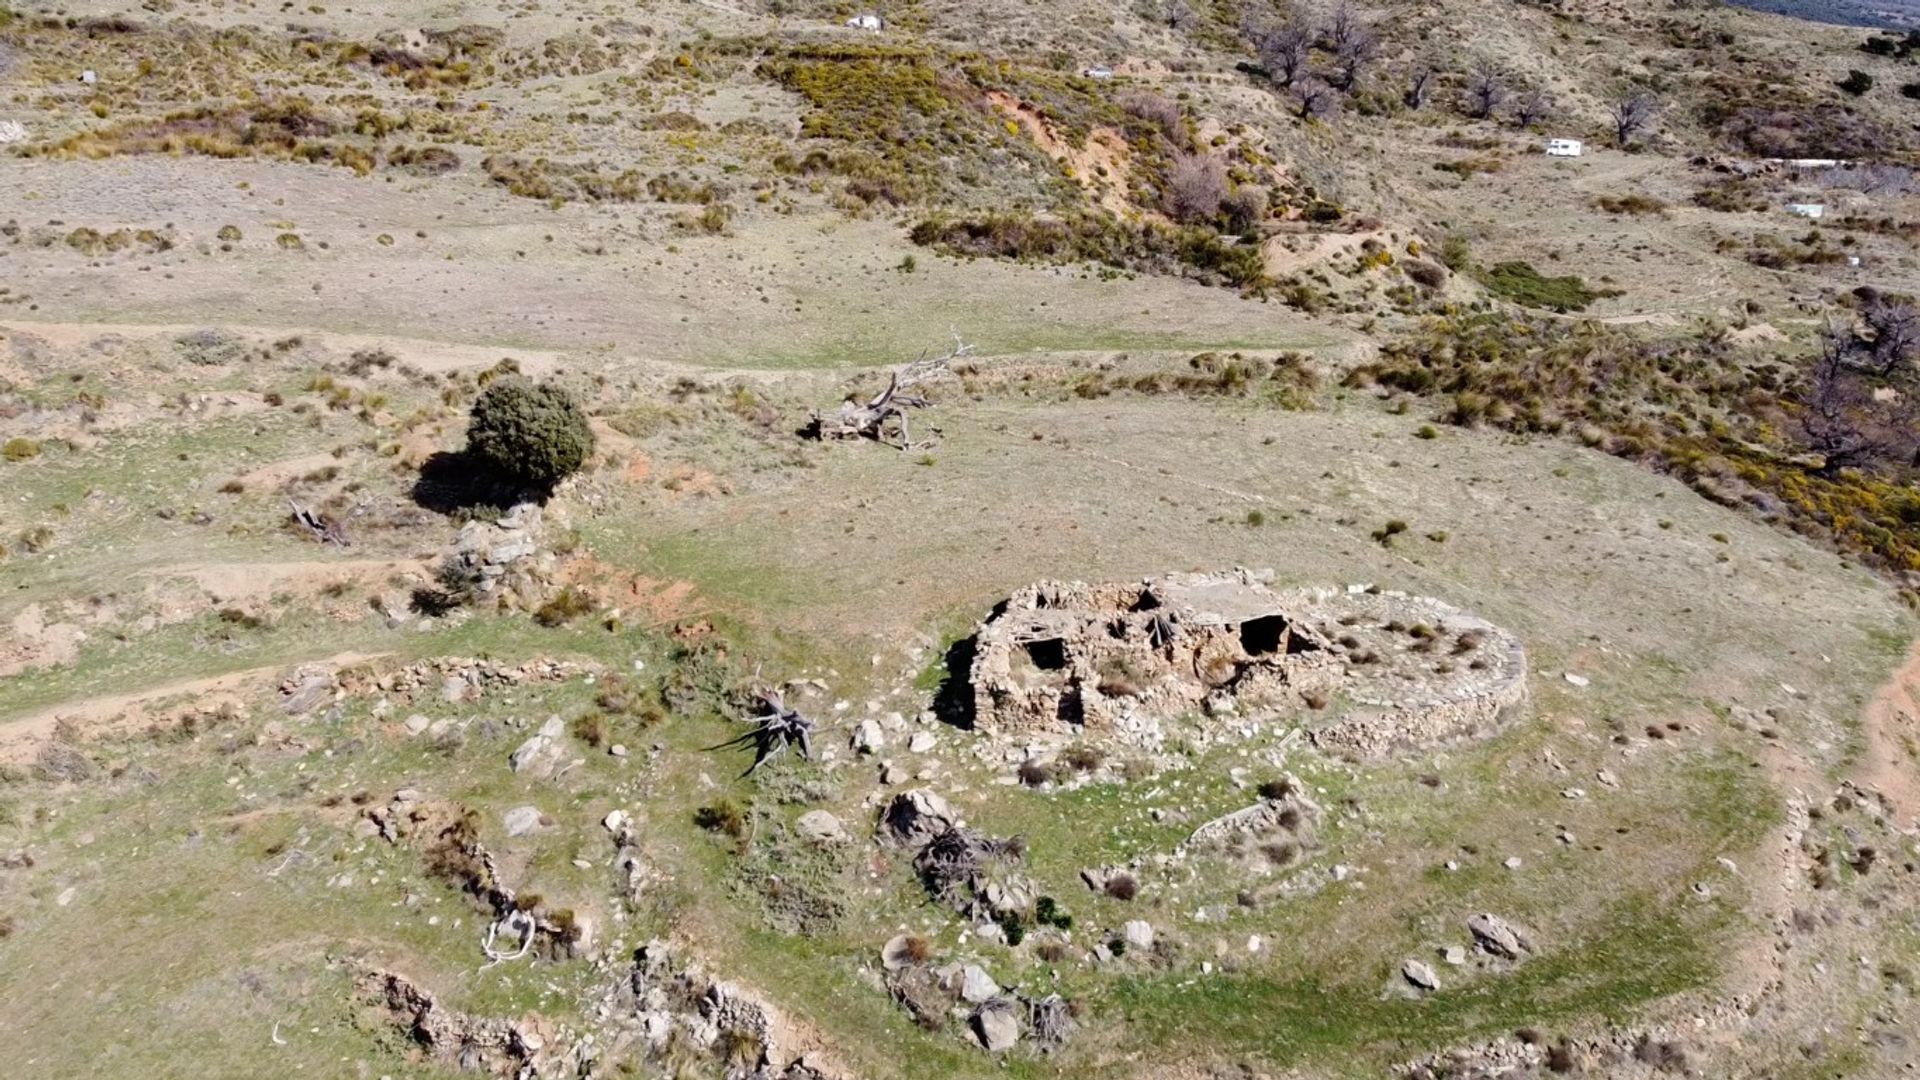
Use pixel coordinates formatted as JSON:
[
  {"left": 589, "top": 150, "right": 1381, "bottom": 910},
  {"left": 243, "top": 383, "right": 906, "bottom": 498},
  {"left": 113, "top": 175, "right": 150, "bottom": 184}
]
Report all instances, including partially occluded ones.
[{"left": 1857, "top": 637, "right": 1920, "bottom": 828}]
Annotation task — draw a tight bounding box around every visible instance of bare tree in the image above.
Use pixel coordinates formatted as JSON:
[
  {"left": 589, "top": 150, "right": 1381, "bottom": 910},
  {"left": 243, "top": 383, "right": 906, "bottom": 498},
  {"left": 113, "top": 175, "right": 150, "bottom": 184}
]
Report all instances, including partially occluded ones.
[
  {"left": 1405, "top": 66, "right": 1437, "bottom": 110},
  {"left": 1466, "top": 61, "right": 1506, "bottom": 120},
  {"left": 1512, "top": 86, "right": 1553, "bottom": 129},
  {"left": 1801, "top": 324, "right": 1914, "bottom": 476},
  {"left": 1296, "top": 78, "right": 1339, "bottom": 121},
  {"left": 1332, "top": 14, "right": 1379, "bottom": 92},
  {"left": 1860, "top": 294, "right": 1920, "bottom": 375},
  {"left": 1254, "top": 19, "right": 1314, "bottom": 90},
  {"left": 1610, "top": 92, "right": 1660, "bottom": 147}
]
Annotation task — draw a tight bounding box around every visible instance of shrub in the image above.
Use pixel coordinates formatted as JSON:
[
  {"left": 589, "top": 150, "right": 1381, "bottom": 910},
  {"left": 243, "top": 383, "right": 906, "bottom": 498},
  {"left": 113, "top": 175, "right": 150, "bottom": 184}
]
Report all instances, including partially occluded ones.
[
  {"left": 1838, "top": 69, "right": 1874, "bottom": 96},
  {"left": 571, "top": 711, "right": 610, "bottom": 748},
  {"left": 1164, "top": 152, "right": 1226, "bottom": 223},
  {"left": 1403, "top": 259, "right": 1447, "bottom": 289},
  {"left": 1476, "top": 261, "right": 1615, "bottom": 312},
  {"left": 1594, "top": 193, "right": 1667, "bottom": 215},
  {"left": 3, "top": 438, "right": 41, "bottom": 462},
  {"left": 533, "top": 585, "right": 593, "bottom": 627},
  {"left": 1371, "top": 519, "right": 1408, "bottom": 544},
  {"left": 1104, "top": 873, "right": 1139, "bottom": 901},
  {"left": 464, "top": 376, "right": 595, "bottom": 489},
  {"left": 695, "top": 798, "right": 746, "bottom": 838}
]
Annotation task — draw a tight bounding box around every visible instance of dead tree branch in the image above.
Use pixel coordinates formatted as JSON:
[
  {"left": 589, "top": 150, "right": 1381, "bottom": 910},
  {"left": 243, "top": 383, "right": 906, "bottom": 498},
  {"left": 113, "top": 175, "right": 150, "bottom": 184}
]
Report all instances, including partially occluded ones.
[{"left": 806, "top": 337, "right": 972, "bottom": 448}]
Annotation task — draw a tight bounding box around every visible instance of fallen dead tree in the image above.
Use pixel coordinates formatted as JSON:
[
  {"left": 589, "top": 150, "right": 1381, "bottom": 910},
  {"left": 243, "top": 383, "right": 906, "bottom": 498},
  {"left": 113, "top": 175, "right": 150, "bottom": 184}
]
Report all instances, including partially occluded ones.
[
  {"left": 287, "top": 498, "right": 350, "bottom": 546},
  {"left": 804, "top": 338, "right": 971, "bottom": 448}
]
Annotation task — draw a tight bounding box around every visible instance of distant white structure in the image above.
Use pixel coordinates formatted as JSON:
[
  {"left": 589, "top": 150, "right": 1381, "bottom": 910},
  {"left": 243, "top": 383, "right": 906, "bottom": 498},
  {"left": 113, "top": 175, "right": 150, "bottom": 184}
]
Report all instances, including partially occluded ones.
[
  {"left": 0, "top": 120, "right": 27, "bottom": 145},
  {"left": 1545, "top": 138, "right": 1583, "bottom": 158},
  {"left": 80, "top": 70, "right": 97, "bottom": 85},
  {"left": 1786, "top": 202, "right": 1826, "bottom": 220},
  {"left": 1082, "top": 65, "right": 1114, "bottom": 80},
  {"left": 846, "top": 13, "right": 883, "bottom": 31}
]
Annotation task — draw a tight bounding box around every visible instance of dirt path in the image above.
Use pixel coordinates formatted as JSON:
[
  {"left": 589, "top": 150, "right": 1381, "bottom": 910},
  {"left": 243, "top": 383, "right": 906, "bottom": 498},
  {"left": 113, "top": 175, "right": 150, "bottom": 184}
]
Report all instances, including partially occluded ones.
[
  {"left": 0, "top": 650, "right": 387, "bottom": 764},
  {"left": 1855, "top": 637, "right": 1920, "bottom": 828}
]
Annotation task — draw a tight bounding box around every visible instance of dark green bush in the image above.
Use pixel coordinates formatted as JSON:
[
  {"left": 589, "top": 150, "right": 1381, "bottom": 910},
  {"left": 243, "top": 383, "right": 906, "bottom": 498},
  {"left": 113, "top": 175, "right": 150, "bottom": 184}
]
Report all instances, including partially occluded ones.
[{"left": 464, "top": 376, "right": 595, "bottom": 489}]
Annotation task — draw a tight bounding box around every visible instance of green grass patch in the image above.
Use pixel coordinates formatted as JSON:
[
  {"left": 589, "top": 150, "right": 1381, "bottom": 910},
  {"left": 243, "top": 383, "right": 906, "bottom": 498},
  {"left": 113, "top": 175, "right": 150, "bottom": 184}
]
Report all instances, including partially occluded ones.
[{"left": 1474, "top": 261, "right": 1618, "bottom": 312}]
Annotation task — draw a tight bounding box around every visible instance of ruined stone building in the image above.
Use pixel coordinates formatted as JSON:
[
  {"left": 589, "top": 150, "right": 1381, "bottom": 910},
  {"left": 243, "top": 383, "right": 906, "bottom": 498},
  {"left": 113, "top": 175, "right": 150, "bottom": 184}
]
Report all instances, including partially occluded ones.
[{"left": 967, "top": 569, "right": 1528, "bottom": 758}]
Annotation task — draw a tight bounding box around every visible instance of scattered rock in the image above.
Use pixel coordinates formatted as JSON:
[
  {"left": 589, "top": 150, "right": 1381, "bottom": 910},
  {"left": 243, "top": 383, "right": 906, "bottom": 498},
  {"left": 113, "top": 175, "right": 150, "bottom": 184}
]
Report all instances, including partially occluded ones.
[
  {"left": 909, "top": 731, "right": 937, "bottom": 754},
  {"left": 1563, "top": 672, "right": 1590, "bottom": 687},
  {"left": 853, "top": 718, "right": 885, "bottom": 754},
  {"left": 1442, "top": 945, "right": 1467, "bottom": 966},
  {"left": 1403, "top": 959, "right": 1440, "bottom": 991},
  {"left": 1122, "top": 920, "right": 1155, "bottom": 951},
  {"left": 603, "top": 809, "right": 630, "bottom": 835}
]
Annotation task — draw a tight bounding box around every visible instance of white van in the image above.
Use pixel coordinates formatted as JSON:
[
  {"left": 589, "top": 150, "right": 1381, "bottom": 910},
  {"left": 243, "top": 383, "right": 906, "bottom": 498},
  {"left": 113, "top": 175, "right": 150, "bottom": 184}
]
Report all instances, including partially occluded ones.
[{"left": 1545, "top": 138, "right": 1583, "bottom": 158}]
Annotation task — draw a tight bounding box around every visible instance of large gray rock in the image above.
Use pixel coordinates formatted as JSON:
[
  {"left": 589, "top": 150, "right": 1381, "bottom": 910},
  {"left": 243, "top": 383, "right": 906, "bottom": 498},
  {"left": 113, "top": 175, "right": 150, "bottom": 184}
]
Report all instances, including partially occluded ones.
[
  {"left": 796, "top": 810, "right": 848, "bottom": 844},
  {"left": 283, "top": 675, "right": 334, "bottom": 716},
  {"left": 1402, "top": 959, "right": 1440, "bottom": 991},
  {"left": 503, "top": 805, "right": 546, "bottom": 837},
  {"left": 1467, "top": 913, "right": 1527, "bottom": 959},
  {"left": 882, "top": 789, "right": 955, "bottom": 846},
  {"left": 510, "top": 715, "right": 567, "bottom": 774},
  {"left": 852, "top": 718, "right": 885, "bottom": 755},
  {"left": 959, "top": 964, "right": 999, "bottom": 1005},
  {"left": 1122, "top": 920, "right": 1155, "bottom": 952},
  {"left": 971, "top": 999, "right": 1020, "bottom": 1052}
]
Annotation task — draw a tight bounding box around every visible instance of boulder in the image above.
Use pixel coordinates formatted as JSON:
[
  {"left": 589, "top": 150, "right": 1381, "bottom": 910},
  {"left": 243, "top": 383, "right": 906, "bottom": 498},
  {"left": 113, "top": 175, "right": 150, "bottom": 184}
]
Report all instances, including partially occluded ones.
[
  {"left": 853, "top": 718, "right": 885, "bottom": 754},
  {"left": 908, "top": 731, "right": 937, "bottom": 754},
  {"left": 1467, "top": 913, "right": 1528, "bottom": 959},
  {"left": 971, "top": 999, "right": 1020, "bottom": 1052},
  {"left": 1122, "top": 920, "right": 1155, "bottom": 952},
  {"left": 959, "top": 964, "right": 999, "bottom": 1005},
  {"left": 509, "top": 715, "right": 567, "bottom": 774},
  {"left": 283, "top": 674, "right": 334, "bottom": 716},
  {"left": 796, "top": 810, "right": 849, "bottom": 844},
  {"left": 1402, "top": 959, "right": 1440, "bottom": 991},
  {"left": 503, "top": 806, "right": 546, "bottom": 837},
  {"left": 882, "top": 789, "right": 955, "bottom": 846}
]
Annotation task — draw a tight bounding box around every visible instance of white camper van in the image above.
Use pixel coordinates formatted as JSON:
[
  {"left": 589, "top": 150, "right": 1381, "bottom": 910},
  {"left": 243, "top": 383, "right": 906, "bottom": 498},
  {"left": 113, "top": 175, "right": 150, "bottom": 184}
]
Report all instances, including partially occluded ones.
[{"left": 1545, "top": 138, "right": 1583, "bottom": 158}]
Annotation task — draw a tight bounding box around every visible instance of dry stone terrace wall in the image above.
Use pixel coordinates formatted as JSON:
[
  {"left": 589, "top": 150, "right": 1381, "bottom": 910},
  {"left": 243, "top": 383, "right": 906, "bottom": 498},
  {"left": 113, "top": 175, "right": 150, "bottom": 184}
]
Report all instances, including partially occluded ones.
[{"left": 967, "top": 571, "right": 1528, "bottom": 759}]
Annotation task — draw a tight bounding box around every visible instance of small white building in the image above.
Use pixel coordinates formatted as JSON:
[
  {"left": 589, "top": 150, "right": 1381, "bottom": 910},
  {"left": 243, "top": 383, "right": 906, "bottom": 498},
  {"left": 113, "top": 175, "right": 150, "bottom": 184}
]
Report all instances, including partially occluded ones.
[
  {"left": 1786, "top": 202, "right": 1825, "bottom": 220},
  {"left": 1545, "top": 138, "right": 1583, "bottom": 158},
  {"left": 846, "top": 13, "right": 883, "bottom": 32}
]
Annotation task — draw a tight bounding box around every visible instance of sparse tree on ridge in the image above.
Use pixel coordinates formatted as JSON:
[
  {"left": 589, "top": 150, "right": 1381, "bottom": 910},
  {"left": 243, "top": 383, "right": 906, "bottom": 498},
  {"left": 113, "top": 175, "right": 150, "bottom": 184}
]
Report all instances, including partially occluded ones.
[
  {"left": 1405, "top": 66, "right": 1437, "bottom": 110},
  {"left": 1512, "top": 86, "right": 1553, "bottom": 129},
  {"left": 1467, "top": 61, "right": 1506, "bottom": 120},
  {"left": 1611, "top": 92, "right": 1660, "bottom": 146}
]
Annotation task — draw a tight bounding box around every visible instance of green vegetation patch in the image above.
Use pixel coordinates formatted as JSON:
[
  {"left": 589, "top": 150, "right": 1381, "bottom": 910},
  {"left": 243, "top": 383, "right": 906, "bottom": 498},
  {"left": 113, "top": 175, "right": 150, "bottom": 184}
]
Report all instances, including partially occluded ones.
[
  {"left": 1111, "top": 894, "right": 1725, "bottom": 1070},
  {"left": 1474, "top": 261, "right": 1617, "bottom": 313}
]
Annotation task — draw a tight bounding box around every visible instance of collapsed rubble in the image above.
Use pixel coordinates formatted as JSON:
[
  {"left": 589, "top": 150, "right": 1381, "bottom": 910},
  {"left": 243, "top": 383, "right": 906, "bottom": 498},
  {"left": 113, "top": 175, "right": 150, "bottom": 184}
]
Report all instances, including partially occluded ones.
[{"left": 966, "top": 570, "right": 1528, "bottom": 758}]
